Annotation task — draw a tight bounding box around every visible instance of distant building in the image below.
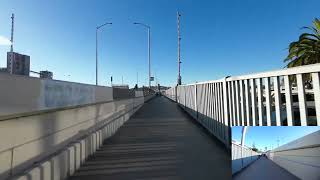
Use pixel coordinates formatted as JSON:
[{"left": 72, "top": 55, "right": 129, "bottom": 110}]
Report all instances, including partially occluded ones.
[
  {"left": 7, "top": 52, "right": 30, "bottom": 76},
  {"left": 0, "top": 68, "right": 8, "bottom": 73},
  {"left": 40, "top": 70, "right": 53, "bottom": 79}
]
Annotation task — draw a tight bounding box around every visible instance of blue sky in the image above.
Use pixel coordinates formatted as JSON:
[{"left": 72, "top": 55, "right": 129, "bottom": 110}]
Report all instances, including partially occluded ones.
[
  {"left": 0, "top": 0, "right": 319, "bottom": 87},
  {"left": 232, "top": 126, "right": 320, "bottom": 151}
]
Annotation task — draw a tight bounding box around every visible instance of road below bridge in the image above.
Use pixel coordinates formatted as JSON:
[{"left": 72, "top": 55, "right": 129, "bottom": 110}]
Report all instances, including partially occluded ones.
[{"left": 69, "top": 96, "right": 231, "bottom": 180}]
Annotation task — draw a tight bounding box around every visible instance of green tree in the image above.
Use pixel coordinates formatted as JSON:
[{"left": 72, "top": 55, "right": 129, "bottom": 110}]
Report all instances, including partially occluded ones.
[
  {"left": 284, "top": 18, "right": 320, "bottom": 67},
  {"left": 252, "top": 142, "right": 258, "bottom": 152}
]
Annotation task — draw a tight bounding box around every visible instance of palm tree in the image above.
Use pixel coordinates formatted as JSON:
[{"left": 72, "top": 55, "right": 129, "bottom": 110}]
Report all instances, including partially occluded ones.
[{"left": 284, "top": 18, "right": 320, "bottom": 67}]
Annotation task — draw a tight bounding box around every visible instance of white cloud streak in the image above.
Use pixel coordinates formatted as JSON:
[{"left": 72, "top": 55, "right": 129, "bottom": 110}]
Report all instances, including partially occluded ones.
[{"left": 0, "top": 36, "right": 12, "bottom": 46}]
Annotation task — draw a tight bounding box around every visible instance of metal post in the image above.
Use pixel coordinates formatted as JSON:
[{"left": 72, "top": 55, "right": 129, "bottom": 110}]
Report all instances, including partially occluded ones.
[
  {"left": 133, "top": 22, "right": 151, "bottom": 88},
  {"left": 148, "top": 27, "right": 151, "bottom": 88},
  {"left": 241, "top": 126, "right": 248, "bottom": 169},
  {"left": 195, "top": 84, "right": 198, "bottom": 119},
  {"left": 9, "top": 13, "right": 14, "bottom": 74},
  {"left": 95, "top": 28, "right": 98, "bottom": 85},
  {"left": 177, "top": 12, "right": 182, "bottom": 85},
  {"left": 95, "top": 22, "right": 112, "bottom": 86},
  {"left": 222, "top": 77, "right": 230, "bottom": 145}
]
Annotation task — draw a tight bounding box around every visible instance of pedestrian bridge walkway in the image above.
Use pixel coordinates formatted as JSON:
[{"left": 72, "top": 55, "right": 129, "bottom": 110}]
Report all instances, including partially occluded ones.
[
  {"left": 234, "top": 156, "right": 299, "bottom": 180},
  {"left": 69, "top": 96, "right": 231, "bottom": 180}
]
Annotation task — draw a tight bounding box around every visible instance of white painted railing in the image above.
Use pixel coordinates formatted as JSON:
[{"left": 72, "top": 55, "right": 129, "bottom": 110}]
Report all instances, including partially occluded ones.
[
  {"left": 232, "top": 142, "right": 260, "bottom": 174},
  {"left": 164, "top": 64, "right": 320, "bottom": 145}
]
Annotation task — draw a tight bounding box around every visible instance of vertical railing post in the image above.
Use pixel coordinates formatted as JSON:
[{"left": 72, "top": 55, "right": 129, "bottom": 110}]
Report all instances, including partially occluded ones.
[
  {"left": 296, "top": 74, "right": 307, "bottom": 125},
  {"left": 195, "top": 84, "right": 198, "bottom": 119},
  {"left": 175, "top": 85, "right": 178, "bottom": 102},
  {"left": 184, "top": 86, "right": 187, "bottom": 108},
  {"left": 312, "top": 73, "right": 320, "bottom": 125},
  {"left": 223, "top": 77, "right": 230, "bottom": 145}
]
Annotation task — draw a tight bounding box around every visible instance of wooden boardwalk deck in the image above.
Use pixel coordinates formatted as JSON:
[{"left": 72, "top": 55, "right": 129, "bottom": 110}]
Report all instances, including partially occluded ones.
[{"left": 69, "top": 96, "right": 231, "bottom": 180}]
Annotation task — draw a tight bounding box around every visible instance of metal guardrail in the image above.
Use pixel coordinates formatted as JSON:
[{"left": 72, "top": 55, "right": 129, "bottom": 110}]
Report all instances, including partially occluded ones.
[
  {"left": 232, "top": 142, "right": 260, "bottom": 174},
  {"left": 165, "top": 64, "right": 320, "bottom": 129}
]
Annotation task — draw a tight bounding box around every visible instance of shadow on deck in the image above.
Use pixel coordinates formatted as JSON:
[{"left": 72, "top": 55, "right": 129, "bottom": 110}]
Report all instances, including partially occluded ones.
[{"left": 69, "top": 96, "right": 231, "bottom": 180}]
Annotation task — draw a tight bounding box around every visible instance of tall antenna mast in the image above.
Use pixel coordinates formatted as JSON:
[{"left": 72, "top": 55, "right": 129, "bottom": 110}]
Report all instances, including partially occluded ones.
[
  {"left": 10, "top": 13, "right": 14, "bottom": 52},
  {"left": 8, "top": 13, "right": 15, "bottom": 74},
  {"left": 177, "top": 12, "right": 182, "bottom": 85}
]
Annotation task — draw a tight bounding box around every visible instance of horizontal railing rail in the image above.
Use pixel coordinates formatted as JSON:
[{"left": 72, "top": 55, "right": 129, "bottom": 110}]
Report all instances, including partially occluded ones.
[{"left": 165, "top": 63, "right": 320, "bottom": 129}]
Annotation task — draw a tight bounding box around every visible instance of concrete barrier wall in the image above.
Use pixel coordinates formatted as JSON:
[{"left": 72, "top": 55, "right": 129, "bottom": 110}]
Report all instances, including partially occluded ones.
[
  {"left": 0, "top": 95, "right": 146, "bottom": 180},
  {"left": 0, "top": 73, "right": 113, "bottom": 117},
  {"left": 113, "top": 88, "right": 135, "bottom": 100},
  {"left": 232, "top": 142, "right": 260, "bottom": 174},
  {"left": 267, "top": 130, "right": 320, "bottom": 180}
]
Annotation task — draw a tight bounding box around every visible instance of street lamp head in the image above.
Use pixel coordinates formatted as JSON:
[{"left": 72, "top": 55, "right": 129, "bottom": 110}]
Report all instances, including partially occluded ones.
[
  {"left": 97, "top": 22, "right": 112, "bottom": 29},
  {"left": 133, "top": 22, "right": 150, "bottom": 29}
]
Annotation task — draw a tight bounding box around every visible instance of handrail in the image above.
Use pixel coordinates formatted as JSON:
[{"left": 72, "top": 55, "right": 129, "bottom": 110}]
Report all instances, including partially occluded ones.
[
  {"left": 226, "top": 63, "right": 320, "bottom": 81},
  {"left": 164, "top": 63, "right": 320, "bottom": 127}
]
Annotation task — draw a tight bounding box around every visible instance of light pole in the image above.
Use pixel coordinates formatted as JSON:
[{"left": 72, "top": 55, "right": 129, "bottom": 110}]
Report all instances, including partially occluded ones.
[
  {"left": 96, "top": 22, "right": 112, "bottom": 86},
  {"left": 241, "top": 127, "right": 249, "bottom": 168},
  {"left": 133, "top": 22, "right": 151, "bottom": 88}
]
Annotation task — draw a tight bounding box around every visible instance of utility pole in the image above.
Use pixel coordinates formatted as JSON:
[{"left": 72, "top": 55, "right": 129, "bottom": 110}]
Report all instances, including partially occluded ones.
[{"left": 177, "top": 12, "right": 182, "bottom": 85}]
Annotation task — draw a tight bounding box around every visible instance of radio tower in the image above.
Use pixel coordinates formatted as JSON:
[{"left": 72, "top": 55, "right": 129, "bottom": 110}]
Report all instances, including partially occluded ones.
[
  {"left": 177, "top": 12, "right": 182, "bottom": 85},
  {"left": 10, "top": 13, "right": 14, "bottom": 52},
  {"left": 9, "top": 13, "right": 14, "bottom": 74}
]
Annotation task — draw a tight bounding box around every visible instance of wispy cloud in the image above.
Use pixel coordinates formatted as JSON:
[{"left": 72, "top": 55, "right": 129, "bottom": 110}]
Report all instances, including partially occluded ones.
[{"left": 0, "top": 36, "right": 12, "bottom": 46}]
